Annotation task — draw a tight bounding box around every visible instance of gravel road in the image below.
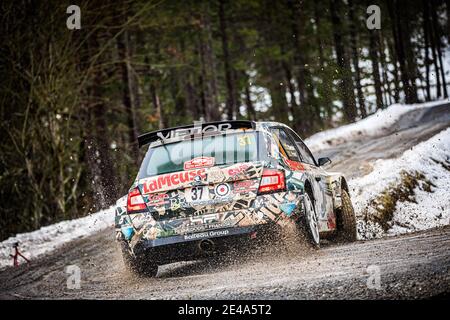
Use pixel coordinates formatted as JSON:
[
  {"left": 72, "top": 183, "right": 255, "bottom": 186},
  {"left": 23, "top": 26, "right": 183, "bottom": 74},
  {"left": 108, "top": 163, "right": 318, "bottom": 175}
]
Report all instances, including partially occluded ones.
[{"left": 1, "top": 102, "right": 449, "bottom": 299}]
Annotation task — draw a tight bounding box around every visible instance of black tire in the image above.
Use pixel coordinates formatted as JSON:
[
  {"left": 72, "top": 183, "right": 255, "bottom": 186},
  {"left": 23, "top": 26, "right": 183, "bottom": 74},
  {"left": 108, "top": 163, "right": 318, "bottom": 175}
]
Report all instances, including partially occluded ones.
[
  {"left": 298, "top": 192, "right": 320, "bottom": 248},
  {"left": 335, "top": 190, "right": 357, "bottom": 242},
  {"left": 120, "top": 242, "right": 158, "bottom": 277}
]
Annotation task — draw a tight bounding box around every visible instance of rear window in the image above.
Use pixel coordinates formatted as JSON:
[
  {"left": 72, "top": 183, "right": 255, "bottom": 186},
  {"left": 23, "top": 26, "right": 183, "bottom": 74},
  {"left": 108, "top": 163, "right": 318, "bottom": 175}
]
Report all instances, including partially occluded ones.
[{"left": 138, "top": 131, "right": 264, "bottom": 178}]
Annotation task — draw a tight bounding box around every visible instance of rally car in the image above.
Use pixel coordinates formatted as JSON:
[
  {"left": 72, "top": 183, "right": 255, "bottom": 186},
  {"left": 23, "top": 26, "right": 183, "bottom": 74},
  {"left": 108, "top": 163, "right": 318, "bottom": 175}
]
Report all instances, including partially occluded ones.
[{"left": 115, "top": 121, "right": 357, "bottom": 276}]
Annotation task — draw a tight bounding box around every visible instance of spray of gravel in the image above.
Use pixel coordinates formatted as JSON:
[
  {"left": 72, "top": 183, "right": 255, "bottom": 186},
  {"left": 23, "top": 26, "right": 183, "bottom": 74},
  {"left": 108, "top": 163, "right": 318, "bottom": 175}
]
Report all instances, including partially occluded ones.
[
  {"left": 108, "top": 221, "right": 318, "bottom": 293},
  {"left": 169, "top": 222, "right": 317, "bottom": 279},
  {"left": 254, "top": 221, "right": 315, "bottom": 262}
]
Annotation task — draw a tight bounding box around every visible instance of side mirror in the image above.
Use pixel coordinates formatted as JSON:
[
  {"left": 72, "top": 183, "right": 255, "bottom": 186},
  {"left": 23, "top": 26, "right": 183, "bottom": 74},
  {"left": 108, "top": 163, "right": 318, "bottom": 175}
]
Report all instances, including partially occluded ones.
[{"left": 317, "top": 157, "right": 332, "bottom": 167}]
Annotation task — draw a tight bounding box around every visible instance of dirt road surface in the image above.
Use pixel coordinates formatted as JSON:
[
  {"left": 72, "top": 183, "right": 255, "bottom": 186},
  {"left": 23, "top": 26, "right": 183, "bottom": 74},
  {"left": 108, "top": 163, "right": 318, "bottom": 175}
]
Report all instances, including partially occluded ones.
[{"left": 1, "top": 103, "right": 449, "bottom": 299}]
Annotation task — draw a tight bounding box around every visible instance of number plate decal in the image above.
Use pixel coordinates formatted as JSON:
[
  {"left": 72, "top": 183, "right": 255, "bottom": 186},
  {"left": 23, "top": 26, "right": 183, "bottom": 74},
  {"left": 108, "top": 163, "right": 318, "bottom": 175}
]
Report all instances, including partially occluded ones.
[{"left": 186, "top": 186, "right": 209, "bottom": 203}]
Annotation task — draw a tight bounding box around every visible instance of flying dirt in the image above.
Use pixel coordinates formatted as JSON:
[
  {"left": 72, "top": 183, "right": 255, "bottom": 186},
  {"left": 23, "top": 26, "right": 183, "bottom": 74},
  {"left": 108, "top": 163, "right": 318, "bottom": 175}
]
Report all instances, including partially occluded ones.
[{"left": 0, "top": 102, "right": 449, "bottom": 299}]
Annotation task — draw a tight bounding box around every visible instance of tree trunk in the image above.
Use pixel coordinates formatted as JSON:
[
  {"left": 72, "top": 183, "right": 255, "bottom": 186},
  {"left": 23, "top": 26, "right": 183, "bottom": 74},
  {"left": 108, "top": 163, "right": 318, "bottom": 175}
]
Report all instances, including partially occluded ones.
[
  {"left": 268, "top": 61, "right": 290, "bottom": 125},
  {"left": 431, "top": 0, "right": 448, "bottom": 98},
  {"left": 199, "top": 3, "right": 220, "bottom": 121},
  {"left": 185, "top": 76, "right": 199, "bottom": 120},
  {"left": 288, "top": 0, "right": 322, "bottom": 133},
  {"left": 150, "top": 83, "right": 164, "bottom": 129},
  {"left": 330, "top": 0, "right": 357, "bottom": 122},
  {"left": 348, "top": 0, "right": 366, "bottom": 118},
  {"left": 85, "top": 31, "right": 118, "bottom": 206},
  {"left": 369, "top": 30, "right": 384, "bottom": 110},
  {"left": 313, "top": 0, "right": 333, "bottom": 121},
  {"left": 179, "top": 36, "right": 200, "bottom": 121},
  {"left": 387, "top": 37, "right": 401, "bottom": 103},
  {"left": 243, "top": 76, "right": 257, "bottom": 121},
  {"left": 428, "top": 1, "right": 442, "bottom": 98},
  {"left": 422, "top": 0, "right": 432, "bottom": 101},
  {"left": 231, "top": 69, "right": 242, "bottom": 117},
  {"left": 218, "top": 0, "right": 236, "bottom": 120},
  {"left": 387, "top": 0, "right": 414, "bottom": 104},
  {"left": 117, "top": 30, "right": 139, "bottom": 157},
  {"left": 378, "top": 32, "right": 393, "bottom": 106},
  {"left": 400, "top": 4, "right": 419, "bottom": 103},
  {"left": 287, "top": 0, "right": 307, "bottom": 109},
  {"left": 447, "top": 0, "right": 450, "bottom": 43},
  {"left": 130, "top": 31, "right": 142, "bottom": 114},
  {"left": 285, "top": 0, "right": 307, "bottom": 133},
  {"left": 259, "top": 1, "right": 294, "bottom": 126},
  {"left": 282, "top": 61, "right": 298, "bottom": 117}
]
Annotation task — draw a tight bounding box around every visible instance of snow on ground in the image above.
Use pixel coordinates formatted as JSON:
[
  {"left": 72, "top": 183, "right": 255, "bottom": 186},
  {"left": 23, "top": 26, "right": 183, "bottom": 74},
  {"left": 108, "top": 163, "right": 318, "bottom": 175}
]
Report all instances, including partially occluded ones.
[
  {"left": 352, "top": 127, "right": 450, "bottom": 239},
  {"left": 305, "top": 100, "right": 447, "bottom": 152},
  {"left": 0, "top": 206, "right": 115, "bottom": 270}
]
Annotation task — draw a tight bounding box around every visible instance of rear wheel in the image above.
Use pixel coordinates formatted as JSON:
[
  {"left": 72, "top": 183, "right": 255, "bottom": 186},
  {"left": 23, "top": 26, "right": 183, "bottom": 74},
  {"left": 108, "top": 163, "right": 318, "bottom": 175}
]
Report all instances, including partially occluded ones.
[
  {"left": 300, "top": 193, "right": 320, "bottom": 247},
  {"left": 335, "top": 190, "right": 357, "bottom": 242},
  {"left": 120, "top": 242, "right": 158, "bottom": 277}
]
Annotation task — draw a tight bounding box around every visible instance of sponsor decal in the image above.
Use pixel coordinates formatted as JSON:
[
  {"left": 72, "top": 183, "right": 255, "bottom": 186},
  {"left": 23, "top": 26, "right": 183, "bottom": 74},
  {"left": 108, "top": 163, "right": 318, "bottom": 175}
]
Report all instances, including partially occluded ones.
[
  {"left": 182, "top": 197, "right": 230, "bottom": 207},
  {"left": 192, "top": 175, "right": 203, "bottom": 185},
  {"left": 207, "top": 168, "right": 226, "bottom": 183},
  {"left": 184, "top": 156, "right": 215, "bottom": 171},
  {"left": 327, "top": 214, "right": 336, "bottom": 230},
  {"left": 141, "top": 169, "right": 206, "bottom": 193},
  {"left": 156, "top": 123, "right": 233, "bottom": 142},
  {"left": 238, "top": 135, "right": 253, "bottom": 147},
  {"left": 117, "top": 215, "right": 130, "bottom": 225},
  {"left": 184, "top": 229, "right": 230, "bottom": 240},
  {"left": 233, "top": 180, "right": 258, "bottom": 193},
  {"left": 227, "top": 163, "right": 251, "bottom": 177},
  {"left": 169, "top": 197, "right": 188, "bottom": 210},
  {"left": 145, "top": 193, "right": 168, "bottom": 206},
  {"left": 179, "top": 221, "right": 234, "bottom": 234},
  {"left": 215, "top": 183, "right": 231, "bottom": 197},
  {"left": 285, "top": 159, "right": 305, "bottom": 171},
  {"left": 280, "top": 202, "right": 296, "bottom": 216},
  {"left": 287, "top": 179, "right": 305, "bottom": 191},
  {"left": 189, "top": 213, "right": 218, "bottom": 225},
  {"left": 121, "top": 226, "right": 134, "bottom": 240}
]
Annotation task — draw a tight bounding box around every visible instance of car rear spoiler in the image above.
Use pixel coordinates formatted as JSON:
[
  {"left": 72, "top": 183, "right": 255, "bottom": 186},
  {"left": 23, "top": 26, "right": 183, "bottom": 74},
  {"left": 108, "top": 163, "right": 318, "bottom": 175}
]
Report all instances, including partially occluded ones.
[{"left": 137, "top": 120, "right": 256, "bottom": 148}]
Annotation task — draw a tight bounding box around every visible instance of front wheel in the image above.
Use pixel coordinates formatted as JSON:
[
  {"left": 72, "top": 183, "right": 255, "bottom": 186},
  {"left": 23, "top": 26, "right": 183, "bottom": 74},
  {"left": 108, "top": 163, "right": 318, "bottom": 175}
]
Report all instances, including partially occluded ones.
[
  {"left": 335, "top": 190, "right": 357, "bottom": 242},
  {"left": 120, "top": 242, "right": 158, "bottom": 277},
  {"left": 301, "top": 193, "right": 320, "bottom": 247}
]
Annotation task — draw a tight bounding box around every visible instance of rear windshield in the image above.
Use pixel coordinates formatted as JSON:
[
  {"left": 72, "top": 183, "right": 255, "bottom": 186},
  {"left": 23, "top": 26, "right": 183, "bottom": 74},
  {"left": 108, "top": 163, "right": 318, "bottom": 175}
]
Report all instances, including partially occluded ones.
[{"left": 138, "top": 131, "right": 263, "bottom": 178}]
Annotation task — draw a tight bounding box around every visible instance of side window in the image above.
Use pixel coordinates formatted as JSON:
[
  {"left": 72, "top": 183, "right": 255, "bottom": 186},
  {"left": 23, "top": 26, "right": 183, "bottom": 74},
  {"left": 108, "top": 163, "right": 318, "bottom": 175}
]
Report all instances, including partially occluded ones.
[
  {"left": 287, "top": 129, "right": 316, "bottom": 165},
  {"left": 270, "top": 128, "right": 301, "bottom": 162}
]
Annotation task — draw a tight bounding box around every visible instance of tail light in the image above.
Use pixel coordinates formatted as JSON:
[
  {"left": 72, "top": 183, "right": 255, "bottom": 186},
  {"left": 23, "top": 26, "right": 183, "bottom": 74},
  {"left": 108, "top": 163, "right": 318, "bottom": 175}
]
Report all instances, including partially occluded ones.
[
  {"left": 127, "top": 187, "right": 146, "bottom": 213},
  {"left": 258, "top": 169, "right": 286, "bottom": 194}
]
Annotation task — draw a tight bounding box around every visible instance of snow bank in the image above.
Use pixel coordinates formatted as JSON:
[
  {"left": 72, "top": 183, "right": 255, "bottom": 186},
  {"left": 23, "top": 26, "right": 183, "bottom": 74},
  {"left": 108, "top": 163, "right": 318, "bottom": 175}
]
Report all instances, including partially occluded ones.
[
  {"left": 305, "top": 100, "right": 447, "bottom": 152},
  {"left": 0, "top": 206, "right": 115, "bottom": 269},
  {"left": 352, "top": 127, "right": 450, "bottom": 239}
]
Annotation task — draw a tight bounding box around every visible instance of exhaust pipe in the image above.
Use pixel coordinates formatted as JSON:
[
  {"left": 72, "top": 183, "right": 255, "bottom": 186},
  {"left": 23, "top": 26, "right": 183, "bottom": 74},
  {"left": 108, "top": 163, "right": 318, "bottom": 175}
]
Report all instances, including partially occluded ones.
[{"left": 199, "top": 239, "right": 215, "bottom": 252}]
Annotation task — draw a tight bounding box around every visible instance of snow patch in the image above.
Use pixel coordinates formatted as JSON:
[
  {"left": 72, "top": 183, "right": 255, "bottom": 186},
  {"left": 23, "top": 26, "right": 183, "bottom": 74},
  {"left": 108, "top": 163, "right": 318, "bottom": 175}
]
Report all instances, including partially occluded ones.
[
  {"left": 0, "top": 206, "right": 115, "bottom": 270},
  {"left": 352, "top": 127, "right": 450, "bottom": 239},
  {"left": 305, "top": 100, "right": 447, "bottom": 152}
]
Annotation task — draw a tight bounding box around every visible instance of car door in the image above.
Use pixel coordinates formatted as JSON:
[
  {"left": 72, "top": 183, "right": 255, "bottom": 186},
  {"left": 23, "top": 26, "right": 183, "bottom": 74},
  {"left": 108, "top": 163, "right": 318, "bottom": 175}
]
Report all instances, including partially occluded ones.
[{"left": 284, "top": 128, "right": 335, "bottom": 231}]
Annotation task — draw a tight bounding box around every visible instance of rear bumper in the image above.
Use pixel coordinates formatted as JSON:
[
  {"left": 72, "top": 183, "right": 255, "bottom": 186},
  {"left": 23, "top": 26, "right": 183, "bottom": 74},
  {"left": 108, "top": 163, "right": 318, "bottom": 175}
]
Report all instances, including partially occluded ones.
[
  {"left": 132, "top": 224, "right": 277, "bottom": 264},
  {"left": 116, "top": 191, "right": 305, "bottom": 256},
  {"left": 141, "top": 225, "right": 256, "bottom": 248}
]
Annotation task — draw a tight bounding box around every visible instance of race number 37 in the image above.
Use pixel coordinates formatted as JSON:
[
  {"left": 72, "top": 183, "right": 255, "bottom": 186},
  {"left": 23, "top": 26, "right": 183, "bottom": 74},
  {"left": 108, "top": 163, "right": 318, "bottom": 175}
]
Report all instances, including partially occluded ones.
[{"left": 187, "top": 186, "right": 209, "bottom": 202}]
